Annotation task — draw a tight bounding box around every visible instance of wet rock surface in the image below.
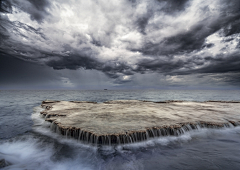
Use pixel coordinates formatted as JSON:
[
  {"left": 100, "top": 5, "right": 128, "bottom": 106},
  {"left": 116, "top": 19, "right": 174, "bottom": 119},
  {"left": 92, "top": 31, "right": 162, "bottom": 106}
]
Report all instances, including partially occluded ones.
[
  {"left": 0, "top": 159, "right": 10, "bottom": 168},
  {"left": 41, "top": 100, "right": 240, "bottom": 145}
]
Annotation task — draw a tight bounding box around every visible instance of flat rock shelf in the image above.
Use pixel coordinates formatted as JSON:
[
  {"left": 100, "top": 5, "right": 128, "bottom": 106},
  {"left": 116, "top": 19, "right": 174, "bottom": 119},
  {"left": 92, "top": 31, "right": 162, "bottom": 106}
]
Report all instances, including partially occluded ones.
[{"left": 40, "top": 100, "right": 240, "bottom": 145}]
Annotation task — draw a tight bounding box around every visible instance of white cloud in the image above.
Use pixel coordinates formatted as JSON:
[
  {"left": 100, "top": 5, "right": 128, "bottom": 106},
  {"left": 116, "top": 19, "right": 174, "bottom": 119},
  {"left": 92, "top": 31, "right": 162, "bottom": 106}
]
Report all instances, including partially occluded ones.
[{"left": 1, "top": 0, "right": 240, "bottom": 88}]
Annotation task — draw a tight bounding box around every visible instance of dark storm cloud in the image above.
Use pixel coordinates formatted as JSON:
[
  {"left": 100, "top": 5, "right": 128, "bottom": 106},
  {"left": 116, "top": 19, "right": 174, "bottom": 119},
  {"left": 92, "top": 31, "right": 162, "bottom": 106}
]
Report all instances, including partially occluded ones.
[
  {"left": 222, "top": 19, "right": 240, "bottom": 37},
  {"left": 0, "top": 52, "right": 115, "bottom": 89},
  {"left": 222, "top": 73, "right": 240, "bottom": 85},
  {"left": 45, "top": 52, "right": 134, "bottom": 79},
  {"left": 134, "top": 51, "right": 240, "bottom": 83},
  {"left": 138, "top": 12, "right": 240, "bottom": 56},
  {"left": 27, "top": 0, "right": 51, "bottom": 22},
  {"left": 0, "top": 14, "right": 132, "bottom": 81},
  {"left": 135, "top": 58, "right": 184, "bottom": 74},
  {"left": 156, "top": 0, "right": 189, "bottom": 13},
  {"left": 197, "top": 53, "right": 240, "bottom": 74},
  {"left": 1, "top": 0, "right": 240, "bottom": 88},
  {"left": 27, "top": 0, "right": 50, "bottom": 11},
  {"left": 0, "top": 53, "right": 62, "bottom": 89},
  {"left": 46, "top": 54, "right": 101, "bottom": 70},
  {"left": 127, "top": 0, "right": 240, "bottom": 86},
  {"left": 135, "top": 14, "right": 151, "bottom": 35},
  {"left": 8, "top": 0, "right": 51, "bottom": 22},
  {"left": 0, "top": 0, "right": 12, "bottom": 13},
  {"left": 134, "top": 0, "right": 189, "bottom": 35}
]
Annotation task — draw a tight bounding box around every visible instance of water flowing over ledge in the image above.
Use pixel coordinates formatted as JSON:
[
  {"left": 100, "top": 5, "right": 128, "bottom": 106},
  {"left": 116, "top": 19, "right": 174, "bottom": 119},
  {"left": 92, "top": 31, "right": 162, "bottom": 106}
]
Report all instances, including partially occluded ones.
[{"left": 40, "top": 100, "right": 240, "bottom": 145}]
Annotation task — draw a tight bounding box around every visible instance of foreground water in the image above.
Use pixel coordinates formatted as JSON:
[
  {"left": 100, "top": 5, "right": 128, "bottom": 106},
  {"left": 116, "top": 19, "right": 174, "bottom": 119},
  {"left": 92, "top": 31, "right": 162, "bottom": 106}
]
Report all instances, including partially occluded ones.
[{"left": 1, "top": 90, "right": 240, "bottom": 169}]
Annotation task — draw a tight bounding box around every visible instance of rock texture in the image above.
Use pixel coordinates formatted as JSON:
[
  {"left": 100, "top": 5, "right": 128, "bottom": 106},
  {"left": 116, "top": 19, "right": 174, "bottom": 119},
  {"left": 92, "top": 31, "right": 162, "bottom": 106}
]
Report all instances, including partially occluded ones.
[
  {"left": 41, "top": 100, "right": 240, "bottom": 145},
  {"left": 0, "top": 159, "right": 10, "bottom": 168}
]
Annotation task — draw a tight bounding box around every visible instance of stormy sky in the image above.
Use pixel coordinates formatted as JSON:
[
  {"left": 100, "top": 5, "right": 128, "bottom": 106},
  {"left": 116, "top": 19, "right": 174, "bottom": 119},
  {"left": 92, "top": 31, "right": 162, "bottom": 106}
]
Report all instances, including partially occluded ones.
[{"left": 0, "top": 0, "right": 240, "bottom": 89}]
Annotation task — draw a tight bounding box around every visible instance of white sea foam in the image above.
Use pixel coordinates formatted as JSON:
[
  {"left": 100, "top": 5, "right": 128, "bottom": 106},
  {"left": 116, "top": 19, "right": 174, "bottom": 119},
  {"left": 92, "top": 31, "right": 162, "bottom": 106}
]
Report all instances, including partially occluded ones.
[
  {"left": 31, "top": 106, "right": 98, "bottom": 151},
  {"left": 0, "top": 135, "right": 98, "bottom": 170},
  {"left": 0, "top": 136, "right": 53, "bottom": 169}
]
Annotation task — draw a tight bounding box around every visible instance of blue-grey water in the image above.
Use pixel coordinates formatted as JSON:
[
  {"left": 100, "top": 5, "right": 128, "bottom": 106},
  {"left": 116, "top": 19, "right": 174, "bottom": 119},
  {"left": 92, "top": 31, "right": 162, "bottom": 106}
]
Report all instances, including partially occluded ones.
[{"left": 1, "top": 90, "right": 240, "bottom": 170}]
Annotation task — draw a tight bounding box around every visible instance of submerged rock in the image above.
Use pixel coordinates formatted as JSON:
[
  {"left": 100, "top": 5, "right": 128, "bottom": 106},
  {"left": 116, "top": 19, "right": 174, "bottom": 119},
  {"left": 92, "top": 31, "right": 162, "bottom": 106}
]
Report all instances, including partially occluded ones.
[
  {"left": 40, "top": 100, "right": 240, "bottom": 145},
  {"left": 0, "top": 159, "right": 10, "bottom": 168}
]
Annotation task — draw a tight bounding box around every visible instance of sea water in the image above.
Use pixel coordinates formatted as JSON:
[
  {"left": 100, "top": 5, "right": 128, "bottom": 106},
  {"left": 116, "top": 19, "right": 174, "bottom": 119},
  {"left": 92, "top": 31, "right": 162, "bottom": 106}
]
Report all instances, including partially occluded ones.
[{"left": 1, "top": 90, "right": 240, "bottom": 169}]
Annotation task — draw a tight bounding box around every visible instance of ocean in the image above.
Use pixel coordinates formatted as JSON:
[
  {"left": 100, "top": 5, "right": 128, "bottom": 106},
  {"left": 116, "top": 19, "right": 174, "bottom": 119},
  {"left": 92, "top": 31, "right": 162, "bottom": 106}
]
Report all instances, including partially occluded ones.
[{"left": 1, "top": 90, "right": 240, "bottom": 170}]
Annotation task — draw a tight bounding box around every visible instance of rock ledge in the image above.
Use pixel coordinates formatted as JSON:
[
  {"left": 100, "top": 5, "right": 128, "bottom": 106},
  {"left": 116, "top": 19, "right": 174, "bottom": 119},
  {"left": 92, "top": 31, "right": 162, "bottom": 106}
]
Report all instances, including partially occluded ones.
[{"left": 40, "top": 100, "right": 240, "bottom": 145}]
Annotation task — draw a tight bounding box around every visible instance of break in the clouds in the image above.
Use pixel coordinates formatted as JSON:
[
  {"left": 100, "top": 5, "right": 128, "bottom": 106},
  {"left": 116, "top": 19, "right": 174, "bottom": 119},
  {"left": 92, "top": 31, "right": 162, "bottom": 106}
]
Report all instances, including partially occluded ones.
[{"left": 0, "top": 0, "right": 240, "bottom": 89}]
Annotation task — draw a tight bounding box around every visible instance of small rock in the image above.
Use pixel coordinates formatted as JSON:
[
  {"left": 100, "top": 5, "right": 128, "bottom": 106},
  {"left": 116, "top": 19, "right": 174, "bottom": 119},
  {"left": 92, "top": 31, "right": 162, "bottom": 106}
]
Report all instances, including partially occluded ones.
[{"left": 0, "top": 159, "right": 10, "bottom": 168}]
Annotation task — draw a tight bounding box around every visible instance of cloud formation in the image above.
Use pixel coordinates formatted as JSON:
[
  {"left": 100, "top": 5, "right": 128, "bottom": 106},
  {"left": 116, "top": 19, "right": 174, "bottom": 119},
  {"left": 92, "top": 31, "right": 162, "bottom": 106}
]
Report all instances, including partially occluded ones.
[{"left": 0, "top": 0, "right": 240, "bottom": 87}]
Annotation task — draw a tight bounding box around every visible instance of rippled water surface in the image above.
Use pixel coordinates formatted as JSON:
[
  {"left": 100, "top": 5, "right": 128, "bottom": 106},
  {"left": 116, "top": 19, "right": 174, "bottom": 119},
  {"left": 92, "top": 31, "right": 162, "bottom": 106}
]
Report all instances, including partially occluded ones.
[{"left": 1, "top": 90, "right": 240, "bottom": 169}]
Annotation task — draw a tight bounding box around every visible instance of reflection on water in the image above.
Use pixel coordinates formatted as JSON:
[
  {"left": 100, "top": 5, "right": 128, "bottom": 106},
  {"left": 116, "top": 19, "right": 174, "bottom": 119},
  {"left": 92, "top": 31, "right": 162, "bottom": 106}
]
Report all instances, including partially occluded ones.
[{"left": 1, "top": 90, "right": 240, "bottom": 169}]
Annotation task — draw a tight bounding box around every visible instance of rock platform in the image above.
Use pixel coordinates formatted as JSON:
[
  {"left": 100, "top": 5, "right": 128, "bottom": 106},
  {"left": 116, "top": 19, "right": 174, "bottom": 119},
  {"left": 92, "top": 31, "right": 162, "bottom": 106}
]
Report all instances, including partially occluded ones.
[{"left": 40, "top": 100, "right": 240, "bottom": 145}]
